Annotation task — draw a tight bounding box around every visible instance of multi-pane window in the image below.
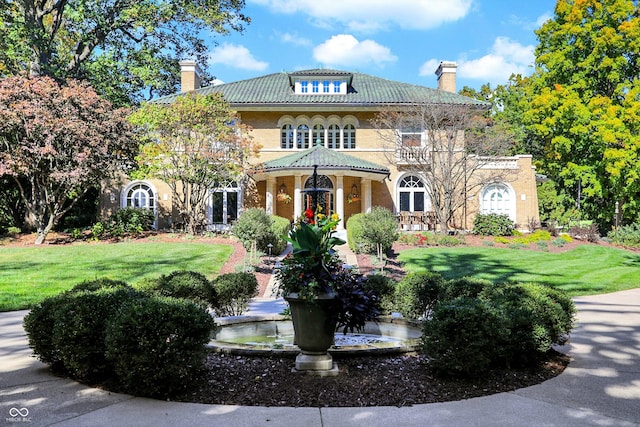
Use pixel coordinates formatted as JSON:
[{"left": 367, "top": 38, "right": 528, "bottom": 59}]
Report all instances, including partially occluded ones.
[
  {"left": 333, "top": 81, "right": 341, "bottom": 93},
  {"left": 296, "top": 124, "right": 309, "bottom": 149},
  {"left": 300, "top": 81, "right": 308, "bottom": 93},
  {"left": 281, "top": 124, "right": 293, "bottom": 149},
  {"left": 126, "top": 183, "right": 155, "bottom": 210},
  {"left": 294, "top": 79, "right": 347, "bottom": 94},
  {"left": 312, "top": 81, "right": 320, "bottom": 93},
  {"left": 323, "top": 81, "right": 330, "bottom": 93},
  {"left": 398, "top": 175, "right": 426, "bottom": 212},
  {"left": 312, "top": 124, "right": 325, "bottom": 146},
  {"left": 212, "top": 182, "right": 238, "bottom": 225},
  {"left": 481, "top": 184, "right": 512, "bottom": 218},
  {"left": 327, "top": 124, "right": 340, "bottom": 149},
  {"left": 343, "top": 124, "right": 356, "bottom": 149}
]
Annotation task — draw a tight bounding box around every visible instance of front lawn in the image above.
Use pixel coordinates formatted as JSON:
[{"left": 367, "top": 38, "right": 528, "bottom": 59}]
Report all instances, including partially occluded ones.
[
  {"left": 398, "top": 244, "right": 640, "bottom": 296},
  {"left": 0, "top": 242, "right": 233, "bottom": 311}
]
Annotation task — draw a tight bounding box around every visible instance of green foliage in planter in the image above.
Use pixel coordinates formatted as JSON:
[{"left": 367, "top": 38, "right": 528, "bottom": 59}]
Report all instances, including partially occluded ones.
[
  {"left": 232, "top": 208, "right": 277, "bottom": 253},
  {"left": 394, "top": 271, "right": 446, "bottom": 319},
  {"left": 50, "top": 287, "right": 144, "bottom": 382},
  {"left": 105, "top": 296, "right": 216, "bottom": 398},
  {"left": 212, "top": 272, "right": 259, "bottom": 316},
  {"left": 423, "top": 296, "right": 503, "bottom": 376},
  {"left": 362, "top": 273, "right": 395, "bottom": 315},
  {"left": 140, "top": 270, "right": 214, "bottom": 307},
  {"left": 473, "top": 213, "right": 515, "bottom": 236}
]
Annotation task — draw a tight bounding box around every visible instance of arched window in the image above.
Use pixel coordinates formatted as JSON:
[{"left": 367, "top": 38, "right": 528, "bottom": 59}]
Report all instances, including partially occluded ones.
[
  {"left": 297, "top": 125, "right": 309, "bottom": 149},
  {"left": 312, "top": 124, "right": 325, "bottom": 147},
  {"left": 281, "top": 124, "right": 293, "bottom": 149},
  {"left": 327, "top": 124, "right": 340, "bottom": 149},
  {"left": 125, "top": 182, "right": 155, "bottom": 210},
  {"left": 303, "top": 175, "right": 334, "bottom": 214},
  {"left": 343, "top": 124, "right": 356, "bottom": 149},
  {"left": 481, "top": 183, "right": 513, "bottom": 219},
  {"left": 398, "top": 175, "right": 427, "bottom": 212}
]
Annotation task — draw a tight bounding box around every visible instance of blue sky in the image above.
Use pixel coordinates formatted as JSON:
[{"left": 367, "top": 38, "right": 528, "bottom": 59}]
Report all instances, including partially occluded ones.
[{"left": 203, "top": 0, "right": 556, "bottom": 91}]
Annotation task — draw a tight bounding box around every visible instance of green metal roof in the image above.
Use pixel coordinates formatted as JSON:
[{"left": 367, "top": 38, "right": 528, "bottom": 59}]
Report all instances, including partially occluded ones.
[
  {"left": 261, "top": 145, "right": 390, "bottom": 176},
  {"left": 153, "top": 69, "right": 489, "bottom": 108}
]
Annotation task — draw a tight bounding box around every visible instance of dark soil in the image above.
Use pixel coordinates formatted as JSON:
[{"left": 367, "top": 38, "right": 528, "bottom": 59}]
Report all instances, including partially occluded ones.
[{"left": 176, "top": 351, "right": 569, "bottom": 407}]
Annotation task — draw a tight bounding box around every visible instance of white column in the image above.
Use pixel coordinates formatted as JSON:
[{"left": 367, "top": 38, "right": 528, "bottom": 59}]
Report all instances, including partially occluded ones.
[
  {"left": 294, "top": 174, "right": 302, "bottom": 220},
  {"left": 362, "top": 179, "right": 372, "bottom": 213},
  {"left": 335, "top": 175, "right": 345, "bottom": 229},
  {"left": 266, "top": 177, "right": 275, "bottom": 215}
]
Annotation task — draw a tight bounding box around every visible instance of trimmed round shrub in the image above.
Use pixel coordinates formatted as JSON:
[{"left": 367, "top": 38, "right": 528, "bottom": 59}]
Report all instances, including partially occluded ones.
[
  {"left": 473, "top": 213, "right": 515, "bottom": 236},
  {"left": 23, "top": 293, "right": 70, "bottom": 366},
  {"left": 346, "top": 213, "right": 367, "bottom": 253},
  {"left": 480, "top": 283, "right": 575, "bottom": 366},
  {"left": 394, "top": 271, "right": 446, "bottom": 319},
  {"left": 68, "top": 278, "right": 130, "bottom": 294},
  {"left": 50, "top": 287, "right": 144, "bottom": 381},
  {"left": 360, "top": 207, "right": 400, "bottom": 255},
  {"left": 141, "top": 270, "right": 214, "bottom": 307},
  {"left": 423, "top": 296, "right": 504, "bottom": 376},
  {"left": 362, "top": 274, "right": 395, "bottom": 315},
  {"left": 269, "top": 215, "right": 291, "bottom": 255},
  {"left": 105, "top": 296, "right": 216, "bottom": 398},
  {"left": 232, "top": 208, "right": 276, "bottom": 253},
  {"left": 212, "top": 272, "right": 259, "bottom": 316},
  {"left": 444, "top": 277, "right": 493, "bottom": 299}
]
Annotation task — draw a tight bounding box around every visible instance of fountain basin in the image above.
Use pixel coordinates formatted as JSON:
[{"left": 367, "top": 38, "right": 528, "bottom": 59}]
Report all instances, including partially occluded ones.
[{"left": 208, "top": 315, "right": 422, "bottom": 357}]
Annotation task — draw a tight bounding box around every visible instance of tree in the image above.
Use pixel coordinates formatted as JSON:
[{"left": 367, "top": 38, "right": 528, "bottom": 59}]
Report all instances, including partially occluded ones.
[
  {"left": 130, "top": 93, "right": 259, "bottom": 234},
  {"left": 524, "top": 0, "right": 640, "bottom": 229},
  {"left": 372, "top": 101, "right": 516, "bottom": 233},
  {"left": 0, "top": 0, "right": 249, "bottom": 105},
  {"left": 0, "top": 74, "right": 138, "bottom": 244}
]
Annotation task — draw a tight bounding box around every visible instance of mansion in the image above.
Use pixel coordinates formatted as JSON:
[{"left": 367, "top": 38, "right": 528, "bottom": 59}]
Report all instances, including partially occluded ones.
[{"left": 100, "top": 61, "right": 540, "bottom": 232}]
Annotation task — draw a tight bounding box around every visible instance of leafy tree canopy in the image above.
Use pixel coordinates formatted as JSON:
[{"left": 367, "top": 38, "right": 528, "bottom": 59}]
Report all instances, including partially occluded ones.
[
  {"left": 130, "top": 93, "right": 260, "bottom": 234},
  {"left": 0, "top": 74, "right": 138, "bottom": 244},
  {"left": 0, "top": 0, "right": 250, "bottom": 106},
  {"left": 524, "top": 0, "right": 640, "bottom": 228}
]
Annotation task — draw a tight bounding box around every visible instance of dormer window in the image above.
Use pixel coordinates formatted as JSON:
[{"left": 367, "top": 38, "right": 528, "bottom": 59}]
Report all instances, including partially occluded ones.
[{"left": 290, "top": 71, "right": 351, "bottom": 95}]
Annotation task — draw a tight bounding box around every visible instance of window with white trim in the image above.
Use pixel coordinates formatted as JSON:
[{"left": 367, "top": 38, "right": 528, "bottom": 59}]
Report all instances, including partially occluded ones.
[
  {"left": 398, "top": 175, "right": 427, "bottom": 212},
  {"left": 343, "top": 124, "right": 356, "bottom": 149},
  {"left": 327, "top": 124, "right": 340, "bottom": 149},
  {"left": 211, "top": 182, "right": 239, "bottom": 225},
  {"left": 481, "top": 183, "right": 512, "bottom": 218},
  {"left": 281, "top": 124, "right": 293, "bottom": 149},
  {"left": 125, "top": 182, "right": 155, "bottom": 210},
  {"left": 312, "top": 124, "right": 325, "bottom": 146},
  {"left": 296, "top": 124, "right": 309, "bottom": 149}
]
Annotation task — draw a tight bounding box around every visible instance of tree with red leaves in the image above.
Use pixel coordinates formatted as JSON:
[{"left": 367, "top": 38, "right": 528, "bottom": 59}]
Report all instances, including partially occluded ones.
[{"left": 0, "top": 75, "right": 138, "bottom": 244}]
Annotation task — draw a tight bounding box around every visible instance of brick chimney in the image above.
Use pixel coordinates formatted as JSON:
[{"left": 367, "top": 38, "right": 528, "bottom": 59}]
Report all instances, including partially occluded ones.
[
  {"left": 435, "top": 61, "right": 457, "bottom": 93},
  {"left": 179, "top": 60, "right": 203, "bottom": 92}
]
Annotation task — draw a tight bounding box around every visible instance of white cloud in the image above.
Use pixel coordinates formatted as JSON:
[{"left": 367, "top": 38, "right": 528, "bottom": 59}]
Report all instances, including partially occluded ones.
[
  {"left": 313, "top": 34, "right": 397, "bottom": 68},
  {"left": 208, "top": 43, "right": 269, "bottom": 71},
  {"left": 420, "top": 37, "right": 534, "bottom": 85},
  {"left": 250, "top": 0, "right": 472, "bottom": 32},
  {"left": 279, "top": 32, "right": 312, "bottom": 47}
]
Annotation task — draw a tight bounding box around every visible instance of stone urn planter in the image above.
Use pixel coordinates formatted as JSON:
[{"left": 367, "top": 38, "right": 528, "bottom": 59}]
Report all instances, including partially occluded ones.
[{"left": 285, "top": 292, "right": 338, "bottom": 374}]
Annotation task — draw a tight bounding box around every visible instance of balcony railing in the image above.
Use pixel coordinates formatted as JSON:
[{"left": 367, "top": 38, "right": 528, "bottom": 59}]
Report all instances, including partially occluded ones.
[{"left": 396, "top": 147, "right": 430, "bottom": 164}]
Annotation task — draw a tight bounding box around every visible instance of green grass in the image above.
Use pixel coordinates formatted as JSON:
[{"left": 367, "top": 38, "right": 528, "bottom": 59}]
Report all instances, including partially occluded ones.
[
  {"left": 398, "top": 244, "right": 640, "bottom": 297},
  {"left": 0, "top": 242, "right": 234, "bottom": 311}
]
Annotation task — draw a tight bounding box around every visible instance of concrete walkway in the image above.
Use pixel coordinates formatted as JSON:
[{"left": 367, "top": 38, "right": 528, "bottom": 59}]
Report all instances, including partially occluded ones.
[{"left": 1, "top": 248, "right": 639, "bottom": 426}]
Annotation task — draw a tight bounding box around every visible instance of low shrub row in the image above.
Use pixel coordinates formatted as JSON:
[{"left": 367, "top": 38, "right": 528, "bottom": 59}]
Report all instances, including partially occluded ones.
[
  {"left": 385, "top": 271, "right": 575, "bottom": 376},
  {"left": 24, "top": 279, "right": 215, "bottom": 397}
]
